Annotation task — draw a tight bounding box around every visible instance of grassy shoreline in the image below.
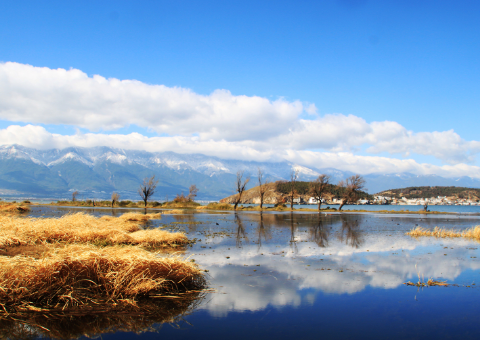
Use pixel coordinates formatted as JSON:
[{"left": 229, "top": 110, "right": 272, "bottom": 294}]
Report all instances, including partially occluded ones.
[{"left": 33, "top": 200, "right": 455, "bottom": 215}]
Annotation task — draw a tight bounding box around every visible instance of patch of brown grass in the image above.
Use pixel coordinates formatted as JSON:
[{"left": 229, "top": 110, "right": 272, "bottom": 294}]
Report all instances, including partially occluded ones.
[
  {"left": 0, "top": 244, "right": 205, "bottom": 312},
  {"left": 0, "top": 212, "right": 187, "bottom": 249},
  {"left": 0, "top": 202, "right": 30, "bottom": 214},
  {"left": 115, "top": 212, "right": 162, "bottom": 222},
  {"left": 203, "top": 203, "right": 233, "bottom": 210},
  {"left": 162, "top": 209, "right": 186, "bottom": 214},
  {"left": 406, "top": 226, "right": 480, "bottom": 241}
]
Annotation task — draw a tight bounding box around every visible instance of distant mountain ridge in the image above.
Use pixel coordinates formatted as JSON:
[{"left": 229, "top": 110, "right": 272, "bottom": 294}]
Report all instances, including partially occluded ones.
[{"left": 0, "top": 144, "right": 479, "bottom": 200}]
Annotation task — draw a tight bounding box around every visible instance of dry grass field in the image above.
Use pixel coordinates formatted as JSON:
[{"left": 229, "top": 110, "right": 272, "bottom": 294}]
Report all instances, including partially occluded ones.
[
  {"left": 0, "top": 212, "right": 187, "bottom": 248},
  {"left": 0, "top": 244, "right": 204, "bottom": 310},
  {"left": 0, "top": 211, "right": 206, "bottom": 323},
  {"left": 0, "top": 202, "right": 30, "bottom": 214}
]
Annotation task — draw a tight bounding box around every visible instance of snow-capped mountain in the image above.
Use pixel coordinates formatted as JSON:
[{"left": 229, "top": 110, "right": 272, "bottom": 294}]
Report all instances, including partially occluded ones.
[{"left": 0, "top": 144, "right": 479, "bottom": 200}]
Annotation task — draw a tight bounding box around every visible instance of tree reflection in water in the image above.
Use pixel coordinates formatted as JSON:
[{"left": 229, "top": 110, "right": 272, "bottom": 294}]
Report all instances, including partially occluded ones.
[
  {"left": 235, "top": 213, "right": 248, "bottom": 248},
  {"left": 256, "top": 212, "right": 272, "bottom": 251},
  {"left": 337, "top": 215, "right": 363, "bottom": 248},
  {"left": 289, "top": 212, "right": 298, "bottom": 254},
  {"left": 310, "top": 214, "right": 330, "bottom": 248}
]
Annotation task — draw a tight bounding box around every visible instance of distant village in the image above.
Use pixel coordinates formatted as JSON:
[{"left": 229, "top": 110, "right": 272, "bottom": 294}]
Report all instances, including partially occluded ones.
[
  {"left": 295, "top": 195, "right": 480, "bottom": 206},
  {"left": 303, "top": 196, "right": 480, "bottom": 206}
]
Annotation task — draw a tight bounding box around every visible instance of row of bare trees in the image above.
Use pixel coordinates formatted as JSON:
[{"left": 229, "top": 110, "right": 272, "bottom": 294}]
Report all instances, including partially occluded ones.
[
  {"left": 233, "top": 169, "right": 366, "bottom": 211},
  {"left": 71, "top": 175, "right": 198, "bottom": 208},
  {"left": 233, "top": 168, "right": 271, "bottom": 210}
]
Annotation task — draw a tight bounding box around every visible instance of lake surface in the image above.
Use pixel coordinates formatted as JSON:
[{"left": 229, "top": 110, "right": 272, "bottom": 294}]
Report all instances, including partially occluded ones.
[{"left": 19, "top": 207, "right": 480, "bottom": 339}]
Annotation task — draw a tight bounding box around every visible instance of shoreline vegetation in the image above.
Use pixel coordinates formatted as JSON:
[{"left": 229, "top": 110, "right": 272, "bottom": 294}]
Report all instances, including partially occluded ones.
[
  {"left": 0, "top": 212, "right": 189, "bottom": 248},
  {"left": 0, "top": 210, "right": 206, "bottom": 335},
  {"left": 406, "top": 226, "right": 480, "bottom": 241},
  {"left": 29, "top": 200, "right": 452, "bottom": 215}
]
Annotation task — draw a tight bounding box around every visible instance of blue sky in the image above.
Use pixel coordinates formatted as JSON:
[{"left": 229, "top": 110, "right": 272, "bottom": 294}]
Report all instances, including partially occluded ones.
[{"left": 0, "top": 0, "right": 479, "bottom": 177}]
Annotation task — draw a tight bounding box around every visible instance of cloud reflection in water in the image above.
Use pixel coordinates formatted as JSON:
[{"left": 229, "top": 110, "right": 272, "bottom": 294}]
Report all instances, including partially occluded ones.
[{"left": 190, "top": 212, "right": 480, "bottom": 316}]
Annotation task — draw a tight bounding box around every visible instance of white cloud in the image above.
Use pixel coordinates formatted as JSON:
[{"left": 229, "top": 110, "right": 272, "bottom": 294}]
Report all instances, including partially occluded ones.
[
  {"left": 0, "top": 62, "right": 303, "bottom": 142},
  {"left": 2, "top": 124, "right": 480, "bottom": 178},
  {"left": 1, "top": 62, "right": 480, "bottom": 165}
]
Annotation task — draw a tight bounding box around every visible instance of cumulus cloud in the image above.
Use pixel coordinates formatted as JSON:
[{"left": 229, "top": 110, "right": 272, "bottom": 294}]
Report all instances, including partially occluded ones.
[
  {"left": 1, "top": 62, "right": 480, "bottom": 165},
  {"left": 0, "top": 62, "right": 303, "bottom": 142},
  {"left": 2, "top": 124, "right": 480, "bottom": 178}
]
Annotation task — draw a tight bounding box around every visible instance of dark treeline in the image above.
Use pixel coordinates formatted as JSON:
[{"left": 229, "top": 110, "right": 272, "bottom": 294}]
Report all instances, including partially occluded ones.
[{"left": 379, "top": 186, "right": 480, "bottom": 199}]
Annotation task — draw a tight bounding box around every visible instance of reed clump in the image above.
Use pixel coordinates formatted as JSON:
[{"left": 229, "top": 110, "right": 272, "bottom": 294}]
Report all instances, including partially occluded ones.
[
  {"left": 406, "top": 226, "right": 480, "bottom": 241},
  {"left": 202, "top": 203, "right": 233, "bottom": 210},
  {"left": 404, "top": 279, "right": 449, "bottom": 287},
  {"left": 0, "top": 202, "right": 30, "bottom": 214},
  {"left": 0, "top": 212, "right": 188, "bottom": 249},
  {"left": 0, "top": 244, "right": 205, "bottom": 312},
  {"left": 111, "top": 212, "right": 162, "bottom": 222},
  {"left": 162, "top": 209, "right": 186, "bottom": 214}
]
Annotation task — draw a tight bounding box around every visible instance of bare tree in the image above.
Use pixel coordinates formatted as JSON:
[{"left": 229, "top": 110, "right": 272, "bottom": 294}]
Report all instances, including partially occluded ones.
[
  {"left": 138, "top": 175, "right": 159, "bottom": 208},
  {"left": 257, "top": 168, "right": 269, "bottom": 209},
  {"left": 234, "top": 170, "right": 250, "bottom": 210},
  {"left": 188, "top": 184, "right": 199, "bottom": 201},
  {"left": 309, "top": 174, "right": 330, "bottom": 211},
  {"left": 289, "top": 169, "right": 299, "bottom": 209},
  {"left": 111, "top": 192, "right": 120, "bottom": 208},
  {"left": 338, "top": 174, "right": 366, "bottom": 211},
  {"left": 71, "top": 191, "right": 79, "bottom": 202}
]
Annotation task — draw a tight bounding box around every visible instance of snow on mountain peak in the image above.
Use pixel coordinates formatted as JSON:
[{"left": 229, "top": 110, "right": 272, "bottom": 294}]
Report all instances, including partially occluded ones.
[
  {"left": 48, "top": 152, "right": 93, "bottom": 167},
  {"left": 293, "top": 165, "right": 320, "bottom": 179}
]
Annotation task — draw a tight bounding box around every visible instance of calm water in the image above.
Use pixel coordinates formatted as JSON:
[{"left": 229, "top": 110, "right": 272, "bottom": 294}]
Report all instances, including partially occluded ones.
[{"left": 17, "top": 207, "right": 480, "bottom": 339}]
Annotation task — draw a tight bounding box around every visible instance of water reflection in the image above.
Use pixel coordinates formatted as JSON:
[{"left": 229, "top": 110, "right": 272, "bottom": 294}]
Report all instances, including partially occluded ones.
[
  {"left": 309, "top": 214, "right": 329, "bottom": 247},
  {"left": 256, "top": 213, "right": 272, "bottom": 251},
  {"left": 235, "top": 213, "right": 248, "bottom": 248},
  {"left": 0, "top": 294, "right": 204, "bottom": 340},
  {"left": 22, "top": 207, "right": 480, "bottom": 323},
  {"left": 337, "top": 215, "right": 363, "bottom": 248},
  {"left": 190, "top": 212, "right": 480, "bottom": 316}
]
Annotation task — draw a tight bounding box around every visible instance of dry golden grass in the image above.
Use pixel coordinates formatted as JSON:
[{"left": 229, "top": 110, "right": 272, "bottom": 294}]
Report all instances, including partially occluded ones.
[
  {"left": 162, "top": 209, "right": 186, "bottom": 214},
  {"left": 406, "top": 226, "right": 480, "bottom": 241},
  {"left": 0, "top": 244, "right": 205, "bottom": 312},
  {"left": 115, "top": 212, "right": 162, "bottom": 222},
  {"left": 0, "top": 212, "right": 187, "bottom": 248},
  {"left": 0, "top": 202, "right": 30, "bottom": 214}
]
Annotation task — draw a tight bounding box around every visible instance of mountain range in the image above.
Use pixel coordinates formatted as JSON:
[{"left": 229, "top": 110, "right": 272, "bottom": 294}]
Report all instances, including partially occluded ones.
[{"left": 0, "top": 144, "right": 479, "bottom": 201}]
